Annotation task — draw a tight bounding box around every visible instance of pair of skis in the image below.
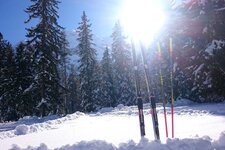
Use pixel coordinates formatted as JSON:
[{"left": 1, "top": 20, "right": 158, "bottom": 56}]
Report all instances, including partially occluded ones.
[
  {"left": 131, "top": 41, "right": 159, "bottom": 139},
  {"left": 132, "top": 38, "right": 175, "bottom": 140}
]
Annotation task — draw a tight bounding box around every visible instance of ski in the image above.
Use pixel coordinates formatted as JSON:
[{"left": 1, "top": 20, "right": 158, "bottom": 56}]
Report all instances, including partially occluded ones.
[
  {"left": 140, "top": 43, "right": 160, "bottom": 140},
  {"left": 131, "top": 40, "right": 145, "bottom": 137},
  {"left": 157, "top": 43, "right": 168, "bottom": 138},
  {"left": 150, "top": 94, "right": 160, "bottom": 140},
  {"left": 169, "top": 38, "right": 175, "bottom": 138},
  {"left": 138, "top": 97, "right": 145, "bottom": 137}
]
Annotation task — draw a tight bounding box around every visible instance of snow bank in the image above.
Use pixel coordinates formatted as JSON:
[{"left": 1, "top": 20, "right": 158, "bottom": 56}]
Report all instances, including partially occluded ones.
[
  {"left": 96, "top": 104, "right": 135, "bottom": 116},
  {"left": 9, "top": 131, "right": 225, "bottom": 150},
  {"left": 14, "top": 125, "right": 29, "bottom": 135},
  {"left": 0, "top": 112, "right": 84, "bottom": 139},
  {"left": 10, "top": 143, "right": 48, "bottom": 150},
  {"left": 97, "top": 107, "right": 114, "bottom": 113},
  {"left": 58, "top": 141, "right": 115, "bottom": 150},
  {"left": 212, "top": 131, "right": 225, "bottom": 150},
  {"left": 116, "top": 104, "right": 125, "bottom": 110},
  {"left": 166, "top": 98, "right": 195, "bottom": 107},
  {"left": 173, "top": 99, "right": 195, "bottom": 107},
  {"left": 100, "top": 99, "right": 198, "bottom": 116}
]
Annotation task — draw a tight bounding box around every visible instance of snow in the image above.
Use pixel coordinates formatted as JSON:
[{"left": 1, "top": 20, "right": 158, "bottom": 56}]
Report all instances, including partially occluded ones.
[
  {"left": 14, "top": 125, "right": 29, "bottom": 135},
  {"left": 202, "top": 26, "right": 207, "bottom": 34},
  {"left": 205, "top": 42, "right": 216, "bottom": 56},
  {"left": 203, "top": 76, "right": 211, "bottom": 85},
  {"left": 0, "top": 112, "right": 84, "bottom": 139},
  {"left": 97, "top": 107, "right": 114, "bottom": 113},
  {"left": 116, "top": 104, "right": 125, "bottom": 110},
  {"left": 23, "top": 84, "right": 33, "bottom": 94},
  {"left": 193, "top": 64, "right": 204, "bottom": 77},
  {"left": 200, "top": 0, "right": 207, "bottom": 5},
  {"left": 37, "top": 98, "right": 48, "bottom": 108},
  {"left": 205, "top": 40, "right": 225, "bottom": 56},
  {"left": 173, "top": 62, "right": 177, "bottom": 72},
  {"left": 169, "top": 98, "right": 195, "bottom": 107},
  {"left": 216, "top": 7, "right": 225, "bottom": 11},
  {"left": 1, "top": 99, "right": 225, "bottom": 150},
  {"left": 6, "top": 133, "right": 225, "bottom": 150},
  {"left": 213, "top": 132, "right": 225, "bottom": 149},
  {"left": 191, "top": 86, "right": 197, "bottom": 92},
  {"left": 200, "top": 10, "right": 205, "bottom": 15}
]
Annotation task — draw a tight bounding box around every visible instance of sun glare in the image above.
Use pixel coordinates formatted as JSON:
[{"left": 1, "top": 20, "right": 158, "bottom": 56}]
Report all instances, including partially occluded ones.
[{"left": 120, "top": 0, "right": 166, "bottom": 45}]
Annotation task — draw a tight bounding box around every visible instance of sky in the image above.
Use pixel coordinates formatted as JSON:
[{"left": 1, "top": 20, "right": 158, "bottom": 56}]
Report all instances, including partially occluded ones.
[{"left": 0, "top": 0, "right": 123, "bottom": 45}]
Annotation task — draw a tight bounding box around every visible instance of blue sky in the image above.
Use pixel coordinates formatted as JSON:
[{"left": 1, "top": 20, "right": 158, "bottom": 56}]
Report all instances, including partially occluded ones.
[{"left": 0, "top": 0, "right": 122, "bottom": 45}]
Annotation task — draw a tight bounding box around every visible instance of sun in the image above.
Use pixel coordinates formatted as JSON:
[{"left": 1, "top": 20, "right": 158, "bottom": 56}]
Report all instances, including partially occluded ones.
[{"left": 120, "top": 0, "right": 166, "bottom": 45}]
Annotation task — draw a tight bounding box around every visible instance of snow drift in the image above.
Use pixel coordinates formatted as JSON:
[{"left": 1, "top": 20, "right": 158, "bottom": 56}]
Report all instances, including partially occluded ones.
[{"left": 9, "top": 131, "right": 225, "bottom": 150}]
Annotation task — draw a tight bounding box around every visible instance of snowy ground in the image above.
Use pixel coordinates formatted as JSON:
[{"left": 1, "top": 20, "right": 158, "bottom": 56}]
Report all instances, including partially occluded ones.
[{"left": 0, "top": 99, "right": 225, "bottom": 150}]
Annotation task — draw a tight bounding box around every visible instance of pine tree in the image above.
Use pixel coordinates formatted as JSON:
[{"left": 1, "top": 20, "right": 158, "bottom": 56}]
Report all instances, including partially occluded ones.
[
  {"left": 0, "top": 33, "right": 17, "bottom": 121},
  {"left": 100, "top": 47, "right": 116, "bottom": 107},
  {"left": 92, "top": 61, "right": 102, "bottom": 109},
  {"left": 111, "top": 21, "right": 135, "bottom": 105},
  {"left": 67, "top": 65, "right": 79, "bottom": 113},
  {"left": 58, "top": 31, "right": 70, "bottom": 114},
  {"left": 25, "top": 0, "right": 65, "bottom": 116},
  {"left": 14, "top": 43, "right": 35, "bottom": 117},
  {"left": 76, "top": 11, "right": 98, "bottom": 112},
  {"left": 0, "top": 32, "right": 4, "bottom": 69},
  {"left": 170, "top": 0, "right": 225, "bottom": 102}
]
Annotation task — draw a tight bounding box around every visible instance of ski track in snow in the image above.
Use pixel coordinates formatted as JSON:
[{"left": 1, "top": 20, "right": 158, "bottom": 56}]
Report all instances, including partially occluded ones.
[{"left": 0, "top": 99, "right": 225, "bottom": 150}]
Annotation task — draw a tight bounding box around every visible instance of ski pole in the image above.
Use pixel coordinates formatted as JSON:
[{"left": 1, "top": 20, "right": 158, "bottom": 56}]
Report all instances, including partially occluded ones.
[{"left": 157, "top": 43, "right": 168, "bottom": 138}]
